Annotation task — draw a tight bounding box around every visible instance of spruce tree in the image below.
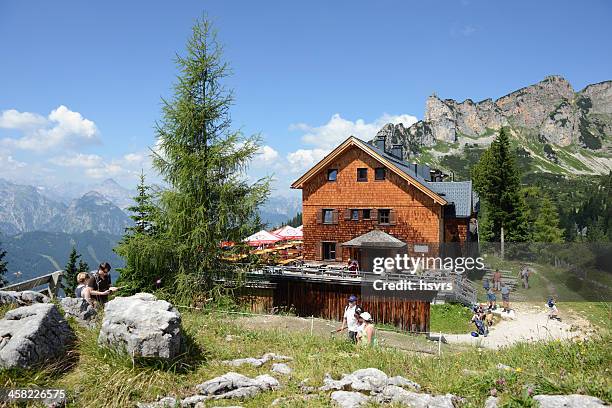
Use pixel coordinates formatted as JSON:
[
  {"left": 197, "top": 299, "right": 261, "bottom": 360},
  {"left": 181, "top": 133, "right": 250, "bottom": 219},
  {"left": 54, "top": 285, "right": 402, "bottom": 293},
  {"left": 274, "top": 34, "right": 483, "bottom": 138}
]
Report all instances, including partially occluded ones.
[
  {"left": 0, "top": 241, "right": 8, "bottom": 288},
  {"left": 78, "top": 259, "right": 90, "bottom": 274},
  {"left": 64, "top": 247, "right": 80, "bottom": 295},
  {"left": 118, "top": 18, "right": 270, "bottom": 301},
  {"left": 126, "top": 171, "right": 157, "bottom": 235},
  {"left": 472, "top": 128, "right": 529, "bottom": 242},
  {"left": 533, "top": 194, "right": 564, "bottom": 243},
  {"left": 115, "top": 171, "right": 160, "bottom": 293}
]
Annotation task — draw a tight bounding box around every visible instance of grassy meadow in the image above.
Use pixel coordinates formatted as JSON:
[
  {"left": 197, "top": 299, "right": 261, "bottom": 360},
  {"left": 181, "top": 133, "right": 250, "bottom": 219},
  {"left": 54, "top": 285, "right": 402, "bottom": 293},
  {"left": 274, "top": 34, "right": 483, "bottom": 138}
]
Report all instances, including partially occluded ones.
[{"left": 1, "top": 301, "right": 610, "bottom": 408}]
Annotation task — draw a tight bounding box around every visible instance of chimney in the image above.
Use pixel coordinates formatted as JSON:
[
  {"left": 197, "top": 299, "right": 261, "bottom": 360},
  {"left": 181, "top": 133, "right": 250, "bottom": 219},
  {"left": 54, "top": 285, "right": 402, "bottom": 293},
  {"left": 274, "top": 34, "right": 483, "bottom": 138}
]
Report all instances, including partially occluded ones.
[
  {"left": 374, "top": 135, "right": 386, "bottom": 152},
  {"left": 390, "top": 144, "right": 403, "bottom": 160}
]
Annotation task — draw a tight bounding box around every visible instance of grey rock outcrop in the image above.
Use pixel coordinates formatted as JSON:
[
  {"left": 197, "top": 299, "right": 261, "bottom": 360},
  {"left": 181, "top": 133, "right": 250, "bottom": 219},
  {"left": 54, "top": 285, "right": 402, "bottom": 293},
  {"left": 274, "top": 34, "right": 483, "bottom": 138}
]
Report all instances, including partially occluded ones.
[
  {"left": 533, "top": 394, "right": 606, "bottom": 407},
  {"left": 0, "top": 290, "right": 50, "bottom": 306},
  {"left": 60, "top": 297, "right": 97, "bottom": 327},
  {"left": 222, "top": 352, "right": 293, "bottom": 367},
  {"left": 98, "top": 293, "right": 181, "bottom": 359},
  {"left": 0, "top": 303, "right": 73, "bottom": 369},
  {"left": 374, "top": 385, "right": 460, "bottom": 407},
  {"left": 330, "top": 390, "right": 370, "bottom": 408},
  {"left": 195, "top": 372, "right": 279, "bottom": 400},
  {"left": 320, "top": 368, "right": 420, "bottom": 393},
  {"left": 271, "top": 362, "right": 292, "bottom": 375}
]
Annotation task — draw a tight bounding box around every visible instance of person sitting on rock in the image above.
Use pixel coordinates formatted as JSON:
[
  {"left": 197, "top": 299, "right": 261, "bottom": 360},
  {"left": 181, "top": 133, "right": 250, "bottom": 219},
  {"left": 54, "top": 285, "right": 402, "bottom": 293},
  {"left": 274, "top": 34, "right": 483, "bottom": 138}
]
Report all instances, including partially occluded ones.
[
  {"left": 86, "top": 262, "right": 118, "bottom": 306},
  {"left": 75, "top": 272, "right": 90, "bottom": 299},
  {"left": 356, "top": 312, "right": 377, "bottom": 347}
]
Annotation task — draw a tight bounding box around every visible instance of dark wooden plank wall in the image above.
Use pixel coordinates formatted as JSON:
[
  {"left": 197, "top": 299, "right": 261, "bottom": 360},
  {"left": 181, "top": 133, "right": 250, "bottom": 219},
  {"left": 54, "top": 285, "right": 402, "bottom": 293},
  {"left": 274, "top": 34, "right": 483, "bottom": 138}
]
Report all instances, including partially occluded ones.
[{"left": 268, "top": 280, "right": 430, "bottom": 333}]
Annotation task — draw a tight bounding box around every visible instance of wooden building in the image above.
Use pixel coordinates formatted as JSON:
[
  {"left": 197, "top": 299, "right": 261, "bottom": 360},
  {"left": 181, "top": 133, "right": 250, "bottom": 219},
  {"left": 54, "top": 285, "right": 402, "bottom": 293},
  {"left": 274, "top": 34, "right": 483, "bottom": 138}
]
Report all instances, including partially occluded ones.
[{"left": 291, "top": 135, "right": 479, "bottom": 271}]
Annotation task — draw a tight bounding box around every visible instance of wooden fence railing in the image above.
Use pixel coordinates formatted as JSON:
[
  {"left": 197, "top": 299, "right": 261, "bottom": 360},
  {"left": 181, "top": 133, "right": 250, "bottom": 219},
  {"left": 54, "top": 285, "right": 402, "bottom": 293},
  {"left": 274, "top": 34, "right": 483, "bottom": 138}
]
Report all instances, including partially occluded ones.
[{"left": 3, "top": 271, "right": 64, "bottom": 299}]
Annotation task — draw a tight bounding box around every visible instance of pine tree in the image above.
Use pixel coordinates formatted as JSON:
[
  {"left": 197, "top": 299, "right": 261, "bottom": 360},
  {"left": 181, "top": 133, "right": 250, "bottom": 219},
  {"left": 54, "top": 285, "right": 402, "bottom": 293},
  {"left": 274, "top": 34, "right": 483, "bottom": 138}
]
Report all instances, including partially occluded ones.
[
  {"left": 64, "top": 247, "right": 80, "bottom": 295},
  {"left": 117, "top": 17, "right": 270, "bottom": 301},
  {"left": 0, "top": 241, "right": 8, "bottom": 288},
  {"left": 472, "top": 128, "right": 529, "bottom": 242},
  {"left": 533, "top": 194, "right": 564, "bottom": 243}
]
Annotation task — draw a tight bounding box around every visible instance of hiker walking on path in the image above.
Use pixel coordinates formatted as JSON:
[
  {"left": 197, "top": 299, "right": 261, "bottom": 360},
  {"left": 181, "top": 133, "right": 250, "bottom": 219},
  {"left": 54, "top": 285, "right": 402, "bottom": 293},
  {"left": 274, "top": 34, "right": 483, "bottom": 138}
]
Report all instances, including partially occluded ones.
[
  {"left": 519, "top": 265, "right": 530, "bottom": 289},
  {"left": 483, "top": 277, "right": 490, "bottom": 292},
  {"left": 356, "top": 312, "right": 377, "bottom": 346},
  {"left": 501, "top": 283, "right": 511, "bottom": 312},
  {"left": 338, "top": 295, "right": 360, "bottom": 343},
  {"left": 493, "top": 269, "right": 502, "bottom": 291},
  {"left": 487, "top": 288, "right": 496, "bottom": 309}
]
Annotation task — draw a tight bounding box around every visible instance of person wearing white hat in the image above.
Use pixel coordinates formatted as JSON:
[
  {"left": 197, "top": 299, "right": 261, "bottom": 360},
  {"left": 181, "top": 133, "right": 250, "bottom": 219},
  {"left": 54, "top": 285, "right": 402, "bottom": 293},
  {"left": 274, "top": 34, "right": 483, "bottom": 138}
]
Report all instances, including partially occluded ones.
[{"left": 356, "top": 311, "right": 377, "bottom": 347}]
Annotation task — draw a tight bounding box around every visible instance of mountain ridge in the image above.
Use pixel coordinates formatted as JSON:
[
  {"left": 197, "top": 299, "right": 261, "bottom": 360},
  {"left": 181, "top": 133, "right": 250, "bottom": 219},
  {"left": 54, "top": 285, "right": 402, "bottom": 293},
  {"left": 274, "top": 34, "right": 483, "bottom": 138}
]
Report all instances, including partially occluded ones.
[{"left": 374, "top": 75, "right": 611, "bottom": 176}]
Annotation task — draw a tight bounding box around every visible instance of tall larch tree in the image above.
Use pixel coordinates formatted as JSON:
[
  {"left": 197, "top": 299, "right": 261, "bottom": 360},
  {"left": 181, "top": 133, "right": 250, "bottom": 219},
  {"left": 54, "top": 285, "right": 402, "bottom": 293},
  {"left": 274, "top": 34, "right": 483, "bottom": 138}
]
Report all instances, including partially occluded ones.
[{"left": 122, "top": 17, "right": 270, "bottom": 302}]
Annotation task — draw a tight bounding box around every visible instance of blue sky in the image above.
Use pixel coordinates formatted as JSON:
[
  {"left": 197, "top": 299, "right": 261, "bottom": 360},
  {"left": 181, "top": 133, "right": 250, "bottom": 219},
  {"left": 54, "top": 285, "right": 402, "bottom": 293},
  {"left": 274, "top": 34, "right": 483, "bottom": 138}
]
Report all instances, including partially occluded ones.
[{"left": 1, "top": 0, "right": 610, "bottom": 196}]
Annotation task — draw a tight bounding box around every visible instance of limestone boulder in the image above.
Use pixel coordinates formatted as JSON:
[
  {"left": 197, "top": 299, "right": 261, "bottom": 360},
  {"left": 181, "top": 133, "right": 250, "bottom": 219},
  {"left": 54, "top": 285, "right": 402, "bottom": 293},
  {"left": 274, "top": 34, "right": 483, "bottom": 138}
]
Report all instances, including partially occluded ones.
[
  {"left": 0, "top": 303, "right": 73, "bottom": 369},
  {"left": 533, "top": 394, "right": 606, "bottom": 408},
  {"left": 0, "top": 290, "right": 50, "bottom": 306},
  {"left": 330, "top": 390, "right": 370, "bottom": 408},
  {"left": 98, "top": 293, "right": 181, "bottom": 359},
  {"left": 60, "top": 297, "right": 97, "bottom": 327},
  {"left": 195, "top": 372, "right": 279, "bottom": 400}
]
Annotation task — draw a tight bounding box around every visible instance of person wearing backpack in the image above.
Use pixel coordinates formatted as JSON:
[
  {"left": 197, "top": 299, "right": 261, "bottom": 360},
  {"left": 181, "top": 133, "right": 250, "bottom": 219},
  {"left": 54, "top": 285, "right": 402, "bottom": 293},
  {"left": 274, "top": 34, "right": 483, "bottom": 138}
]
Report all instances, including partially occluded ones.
[
  {"left": 337, "top": 295, "right": 360, "bottom": 343},
  {"left": 86, "top": 262, "right": 118, "bottom": 306}
]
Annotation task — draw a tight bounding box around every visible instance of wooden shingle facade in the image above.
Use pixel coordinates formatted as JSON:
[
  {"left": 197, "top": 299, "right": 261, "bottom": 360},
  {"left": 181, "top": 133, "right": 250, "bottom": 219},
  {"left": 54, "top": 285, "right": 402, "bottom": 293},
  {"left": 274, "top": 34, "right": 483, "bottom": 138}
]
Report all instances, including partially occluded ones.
[{"left": 291, "top": 136, "right": 478, "bottom": 269}]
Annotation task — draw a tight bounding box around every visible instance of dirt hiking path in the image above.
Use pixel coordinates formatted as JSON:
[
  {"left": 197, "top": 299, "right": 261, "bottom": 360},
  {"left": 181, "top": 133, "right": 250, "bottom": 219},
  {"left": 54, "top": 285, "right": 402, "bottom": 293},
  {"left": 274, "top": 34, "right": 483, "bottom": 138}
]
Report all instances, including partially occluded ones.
[{"left": 444, "top": 303, "right": 591, "bottom": 349}]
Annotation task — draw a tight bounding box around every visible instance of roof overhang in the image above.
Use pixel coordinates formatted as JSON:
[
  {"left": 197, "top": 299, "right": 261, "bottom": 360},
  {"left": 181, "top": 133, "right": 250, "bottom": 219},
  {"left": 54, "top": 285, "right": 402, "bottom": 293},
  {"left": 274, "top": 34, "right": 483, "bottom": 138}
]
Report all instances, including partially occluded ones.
[{"left": 290, "top": 136, "right": 447, "bottom": 205}]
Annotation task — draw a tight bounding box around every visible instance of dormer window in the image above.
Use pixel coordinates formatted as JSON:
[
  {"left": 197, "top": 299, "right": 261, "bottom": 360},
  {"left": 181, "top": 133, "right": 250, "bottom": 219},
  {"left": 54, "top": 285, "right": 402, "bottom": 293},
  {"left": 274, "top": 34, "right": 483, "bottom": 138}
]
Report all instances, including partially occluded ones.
[
  {"left": 327, "top": 169, "right": 338, "bottom": 181},
  {"left": 357, "top": 168, "right": 368, "bottom": 182}
]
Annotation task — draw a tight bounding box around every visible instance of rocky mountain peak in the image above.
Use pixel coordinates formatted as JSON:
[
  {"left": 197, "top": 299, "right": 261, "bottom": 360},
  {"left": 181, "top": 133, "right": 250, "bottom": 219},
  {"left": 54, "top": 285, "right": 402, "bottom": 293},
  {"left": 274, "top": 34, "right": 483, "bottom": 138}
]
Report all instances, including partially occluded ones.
[{"left": 370, "top": 76, "right": 611, "bottom": 175}]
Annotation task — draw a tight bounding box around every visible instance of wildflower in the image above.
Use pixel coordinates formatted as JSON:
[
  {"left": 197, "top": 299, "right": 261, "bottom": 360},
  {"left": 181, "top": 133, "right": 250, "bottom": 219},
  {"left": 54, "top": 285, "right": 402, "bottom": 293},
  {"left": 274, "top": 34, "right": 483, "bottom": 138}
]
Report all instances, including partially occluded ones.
[
  {"left": 515, "top": 367, "right": 522, "bottom": 373},
  {"left": 527, "top": 387, "right": 534, "bottom": 396},
  {"left": 496, "top": 378, "right": 506, "bottom": 386},
  {"left": 490, "top": 388, "right": 498, "bottom": 397}
]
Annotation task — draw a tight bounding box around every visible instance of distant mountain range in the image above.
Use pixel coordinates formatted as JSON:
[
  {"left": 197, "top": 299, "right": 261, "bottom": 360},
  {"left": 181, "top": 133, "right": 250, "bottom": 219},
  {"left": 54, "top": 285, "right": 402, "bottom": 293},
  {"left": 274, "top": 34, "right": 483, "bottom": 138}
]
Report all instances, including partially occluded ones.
[
  {"left": 0, "top": 178, "right": 133, "bottom": 236},
  {"left": 0, "top": 177, "right": 301, "bottom": 237},
  {"left": 259, "top": 195, "right": 302, "bottom": 228},
  {"left": 1, "top": 230, "right": 123, "bottom": 284},
  {"left": 374, "top": 76, "right": 611, "bottom": 178}
]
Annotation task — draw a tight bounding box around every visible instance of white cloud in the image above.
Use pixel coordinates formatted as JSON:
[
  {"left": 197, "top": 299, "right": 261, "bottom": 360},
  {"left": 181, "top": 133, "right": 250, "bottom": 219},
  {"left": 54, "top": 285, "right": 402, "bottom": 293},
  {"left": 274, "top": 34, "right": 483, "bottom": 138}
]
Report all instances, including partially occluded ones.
[
  {"left": 290, "top": 112, "right": 417, "bottom": 150},
  {"left": 123, "top": 152, "right": 145, "bottom": 163},
  {"left": 286, "top": 148, "right": 328, "bottom": 173},
  {"left": 0, "top": 105, "right": 99, "bottom": 152},
  {"left": 285, "top": 112, "right": 417, "bottom": 173},
  {"left": 48, "top": 150, "right": 150, "bottom": 181},
  {"left": 257, "top": 145, "right": 279, "bottom": 163},
  {"left": 51, "top": 153, "right": 103, "bottom": 168},
  {"left": 0, "top": 109, "right": 47, "bottom": 129},
  {"left": 0, "top": 152, "right": 26, "bottom": 170}
]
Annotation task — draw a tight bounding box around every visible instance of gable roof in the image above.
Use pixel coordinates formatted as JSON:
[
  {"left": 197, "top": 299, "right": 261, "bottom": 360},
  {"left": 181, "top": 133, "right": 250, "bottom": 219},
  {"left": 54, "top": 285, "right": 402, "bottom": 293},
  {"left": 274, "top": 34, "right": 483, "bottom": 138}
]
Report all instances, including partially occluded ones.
[
  {"left": 290, "top": 137, "right": 448, "bottom": 205},
  {"left": 341, "top": 229, "right": 407, "bottom": 248}
]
